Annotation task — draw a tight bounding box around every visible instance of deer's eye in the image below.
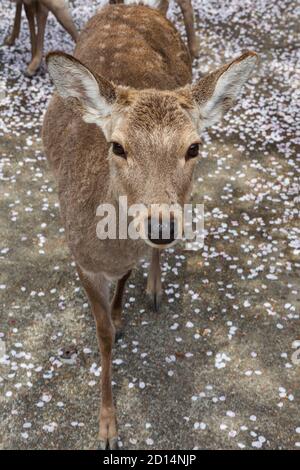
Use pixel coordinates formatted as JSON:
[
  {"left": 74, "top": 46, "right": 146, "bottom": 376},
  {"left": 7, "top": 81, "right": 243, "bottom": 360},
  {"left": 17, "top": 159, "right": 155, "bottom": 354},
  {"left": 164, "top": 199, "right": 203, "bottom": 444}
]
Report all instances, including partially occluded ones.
[
  {"left": 186, "top": 143, "right": 200, "bottom": 160},
  {"left": 112, "top": 142, "right": 126, "bottom": 158}
]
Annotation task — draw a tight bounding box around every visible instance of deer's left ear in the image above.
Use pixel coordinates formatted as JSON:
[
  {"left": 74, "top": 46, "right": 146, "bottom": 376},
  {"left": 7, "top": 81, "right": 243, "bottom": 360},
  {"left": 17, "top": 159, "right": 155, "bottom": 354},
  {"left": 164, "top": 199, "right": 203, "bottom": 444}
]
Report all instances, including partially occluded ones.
[{"left": 191, "top": 51, "right": 259, "bottom": 129}]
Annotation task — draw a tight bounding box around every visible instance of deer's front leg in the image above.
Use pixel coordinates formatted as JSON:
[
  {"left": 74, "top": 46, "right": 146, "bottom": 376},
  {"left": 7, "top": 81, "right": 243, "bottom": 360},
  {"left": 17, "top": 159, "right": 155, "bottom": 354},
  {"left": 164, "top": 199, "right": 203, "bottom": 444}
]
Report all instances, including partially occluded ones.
[
  {"left": 111, "top": 270, "right": 131, "bottom": 340},
  {"left": 96, "top": 305, "right": 118, "bottom": 450},
  {"left": 4, "top": 1, "right": 22, "bottom": 46},
  {"left": 77, "top": 267, "right": 118, "bottom": 450},
  {"left": 147, "top": 249, "right": 162, "bottom": 312}
]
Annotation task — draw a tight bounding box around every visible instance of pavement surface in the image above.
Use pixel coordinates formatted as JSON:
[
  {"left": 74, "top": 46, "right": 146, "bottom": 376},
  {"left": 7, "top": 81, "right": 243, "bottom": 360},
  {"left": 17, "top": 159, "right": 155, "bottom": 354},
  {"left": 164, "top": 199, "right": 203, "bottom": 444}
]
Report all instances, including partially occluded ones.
[{"left": 0, "top": 0, "right": 299, "bottom": 450}]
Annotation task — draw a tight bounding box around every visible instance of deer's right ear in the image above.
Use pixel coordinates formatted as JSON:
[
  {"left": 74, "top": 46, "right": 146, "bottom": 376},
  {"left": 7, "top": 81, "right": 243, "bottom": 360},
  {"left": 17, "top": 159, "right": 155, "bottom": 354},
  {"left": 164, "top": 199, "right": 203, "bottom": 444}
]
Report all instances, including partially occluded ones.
[{"left": 46, "top": 52, "right": 116, "bottom": 127}]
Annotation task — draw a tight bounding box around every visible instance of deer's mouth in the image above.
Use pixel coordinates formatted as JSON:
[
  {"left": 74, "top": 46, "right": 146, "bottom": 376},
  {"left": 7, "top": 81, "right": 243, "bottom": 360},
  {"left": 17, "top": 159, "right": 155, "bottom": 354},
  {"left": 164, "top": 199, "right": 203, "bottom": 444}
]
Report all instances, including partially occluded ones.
[{"left": 144, "top": 238, "right": 179, "bottom": 250}]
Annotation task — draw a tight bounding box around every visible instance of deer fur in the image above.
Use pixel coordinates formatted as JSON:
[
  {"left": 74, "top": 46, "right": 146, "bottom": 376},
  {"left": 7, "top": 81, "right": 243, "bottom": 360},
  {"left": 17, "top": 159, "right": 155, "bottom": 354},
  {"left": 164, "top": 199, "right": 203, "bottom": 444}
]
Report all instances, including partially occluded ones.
[
  {"left": 42, "top": 3, "right": 258, "bottom": 449},
  {"left": 4, "top": 0, "right": 78, "bottom": 76},
  {"left": 110, "top": 0, "right": 200, "bottom": 58}
]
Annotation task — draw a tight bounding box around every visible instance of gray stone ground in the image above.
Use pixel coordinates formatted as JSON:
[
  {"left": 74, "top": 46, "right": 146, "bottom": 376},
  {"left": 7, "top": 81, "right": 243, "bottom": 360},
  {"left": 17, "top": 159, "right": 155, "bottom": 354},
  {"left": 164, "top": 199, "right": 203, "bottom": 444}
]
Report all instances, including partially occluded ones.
[{"left": 0, "top": 0, "right": 299, "bottom": 450}]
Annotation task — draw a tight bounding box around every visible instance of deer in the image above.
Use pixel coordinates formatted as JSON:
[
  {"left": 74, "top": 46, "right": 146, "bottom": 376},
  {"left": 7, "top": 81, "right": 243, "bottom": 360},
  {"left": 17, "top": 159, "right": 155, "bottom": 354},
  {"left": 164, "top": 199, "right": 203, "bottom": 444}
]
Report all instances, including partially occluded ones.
[
  {"left": 109, "top": 0, "right": 200, "bottom": 59},
  {"left": 42, "top": 3, "right": 258, "bottom": 450},
  {"left": 4, "top": 0, "right": 78, "bottom": 76}
]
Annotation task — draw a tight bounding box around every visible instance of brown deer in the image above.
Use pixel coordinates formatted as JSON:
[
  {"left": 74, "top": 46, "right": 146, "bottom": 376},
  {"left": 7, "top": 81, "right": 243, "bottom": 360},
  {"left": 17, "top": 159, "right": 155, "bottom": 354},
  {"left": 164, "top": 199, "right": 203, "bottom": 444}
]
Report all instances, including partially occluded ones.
[
  {"left": 43, "top": 3, "right": 258, "bottom": 449},
  {"left": 4, "top": 0, "right": 78, "bottom": 76},
  {"left": 110, "top": 0, "right": 200, "bottom": 59}
]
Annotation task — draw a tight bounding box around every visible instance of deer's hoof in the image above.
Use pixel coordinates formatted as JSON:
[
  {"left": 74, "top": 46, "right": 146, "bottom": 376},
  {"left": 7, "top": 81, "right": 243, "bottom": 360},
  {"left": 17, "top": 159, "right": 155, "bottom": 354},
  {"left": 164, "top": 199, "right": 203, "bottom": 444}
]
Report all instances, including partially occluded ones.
[
  {"left": 109, "top": 437, "right": 119, "bottom": 450},
  {"left": 4, "top": 36, "right": 15, "bottom": 46},
  {"left": 24, "top": 59, "right": 43, "bottom": 78},
  {"left": 98, "top": 437, "right": 119, "bottom": 450},
  {"left": 24, "top": 67, "right": 36, "bottom": 78},
  {"left": 189, "top": 37, "right": 201, "bottom": 60},
  {"left": 112, "top": 316, "right": 124, "bottom": 342},
  {"left": 98, "top": 439, "right": 107, "bottom": 450},
  {"left": 148, "top": 290, "right": 162, "bottom": 312},
  {"left": 115, "top": 328, "right": 124, "bottom": 342},
  {"left": 99, "top": 409, "right": 118, "bottom": 450}
]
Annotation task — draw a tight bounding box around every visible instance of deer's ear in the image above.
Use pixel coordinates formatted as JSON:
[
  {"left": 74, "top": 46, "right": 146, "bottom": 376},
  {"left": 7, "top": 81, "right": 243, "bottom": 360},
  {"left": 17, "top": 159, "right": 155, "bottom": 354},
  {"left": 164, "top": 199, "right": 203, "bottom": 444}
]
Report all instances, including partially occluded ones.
[
  {"left": 191, "top": 51, "right": 258, "bottom": 129},
  {"left": 46, "top": 52, "right": 116, "bottom": 127}
]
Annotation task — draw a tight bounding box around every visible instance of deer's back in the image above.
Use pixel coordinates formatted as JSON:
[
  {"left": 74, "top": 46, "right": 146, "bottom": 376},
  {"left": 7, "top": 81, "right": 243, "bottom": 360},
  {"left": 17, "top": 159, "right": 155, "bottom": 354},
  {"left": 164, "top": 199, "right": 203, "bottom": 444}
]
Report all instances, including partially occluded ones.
[{"left": 75, "top": 4, "right": 192, "bottom": 89}]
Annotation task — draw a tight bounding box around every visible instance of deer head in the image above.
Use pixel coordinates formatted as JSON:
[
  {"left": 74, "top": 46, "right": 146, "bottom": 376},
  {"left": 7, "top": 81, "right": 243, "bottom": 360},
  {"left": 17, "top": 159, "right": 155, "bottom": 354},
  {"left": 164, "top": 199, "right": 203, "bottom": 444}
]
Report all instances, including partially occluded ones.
[{"left": 47, "top": 51, "right": 258, "bottom": 247}]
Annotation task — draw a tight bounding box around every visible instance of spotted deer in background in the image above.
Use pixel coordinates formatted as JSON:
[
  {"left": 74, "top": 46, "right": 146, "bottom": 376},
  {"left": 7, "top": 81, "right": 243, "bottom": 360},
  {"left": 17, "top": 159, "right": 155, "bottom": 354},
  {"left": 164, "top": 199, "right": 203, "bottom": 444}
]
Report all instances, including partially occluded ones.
[
  {"left": 43, "top": 3, "right": 258, "bottom": 449},
  {"left": 4, "top": 0, "right": 78, "bottom": 76}
]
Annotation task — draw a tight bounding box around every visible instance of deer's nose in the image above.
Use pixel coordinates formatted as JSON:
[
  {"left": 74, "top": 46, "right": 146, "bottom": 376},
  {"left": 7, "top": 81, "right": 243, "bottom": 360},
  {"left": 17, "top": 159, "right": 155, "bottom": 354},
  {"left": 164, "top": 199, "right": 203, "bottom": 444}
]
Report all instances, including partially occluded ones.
[{"left": 147, "top": 216, "right": 176, "bottom": 245}]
